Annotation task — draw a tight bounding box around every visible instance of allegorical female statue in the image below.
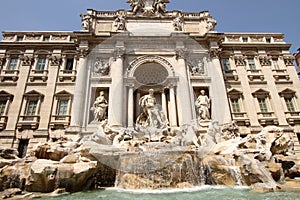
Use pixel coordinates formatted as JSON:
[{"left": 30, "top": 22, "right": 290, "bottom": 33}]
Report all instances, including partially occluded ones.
[
  {"left": 91, "top": 91, "right": 108, "bottom": 122},
  {"left": 195, "top": 90, "right": 211, "bottom": 121}
]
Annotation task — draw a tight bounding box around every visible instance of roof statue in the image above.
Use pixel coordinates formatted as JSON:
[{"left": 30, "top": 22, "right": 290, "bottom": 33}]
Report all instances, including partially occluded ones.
[{"left": 127, "top": 0, "right": 170, "bottom": 16}]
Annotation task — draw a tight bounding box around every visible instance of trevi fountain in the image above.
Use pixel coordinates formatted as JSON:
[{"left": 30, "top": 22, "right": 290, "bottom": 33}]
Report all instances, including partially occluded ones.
[
  {"left": 0, "top": 86, "right": 299, "bottom": 198},
  {"left": 0, "top": 0, "right": 300, "bottom": 199}
]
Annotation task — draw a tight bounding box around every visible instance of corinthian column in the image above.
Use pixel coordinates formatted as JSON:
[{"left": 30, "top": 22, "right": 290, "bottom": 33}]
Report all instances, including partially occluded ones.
[
  {"left": 169, "top": 85, "right": 178, "bottom": 127},
  {"left": 175, "top": 48, "right": 193, "bottom": 126},
  {"left": 108, "top": 46, "right": 125, "bottom": 128},
  {"left": 69, "top": 42, "right": 89, "bottom": 132},
  {"left": 127, "top": 84, "right": 134, "bottom": 128},
  {"left": 208, "top": 47, "right": 231, "bottom": 124}
]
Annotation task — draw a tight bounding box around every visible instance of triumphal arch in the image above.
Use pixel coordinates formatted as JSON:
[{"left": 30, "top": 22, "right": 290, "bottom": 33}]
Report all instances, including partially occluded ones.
[{"left": 68, "top": 0, "right": 231, "bottom": 137}]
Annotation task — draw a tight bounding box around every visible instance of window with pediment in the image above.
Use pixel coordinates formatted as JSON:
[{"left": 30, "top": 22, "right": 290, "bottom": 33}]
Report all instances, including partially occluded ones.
[
  {"left": 279, "top": 89, "right": 298, "bottom": 113},
  {"left": 36, "top": 57, "right": 47, "bottom": 71},
  {"left": 17, "top": 90, "right": 43, "bottom": 130},
  {"left": 221, "top": 58, "right": 231, "bottom": 71},
  {"left": 279, "top": 89, "right": 300, "bottom": 125},
  {"left": 247, "top": 57, "right": 256, "bottom": 70},
  {"left": 50, "top": 90, "right": 72, "bottom": 129},
  {"left": 228, "top": 89, "right": 244, "bottom": 114},
  {"left": 0, "top": 91, "right": 13, "bottom": 130},
  {"left": 7, "top": 56, "right": 19, "bottom": 70}
]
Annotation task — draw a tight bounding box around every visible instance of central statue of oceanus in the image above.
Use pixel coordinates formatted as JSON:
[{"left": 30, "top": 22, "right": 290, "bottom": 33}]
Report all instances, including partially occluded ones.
[{"left": 136, "top": 89, "right": 168, "bottom": 131}]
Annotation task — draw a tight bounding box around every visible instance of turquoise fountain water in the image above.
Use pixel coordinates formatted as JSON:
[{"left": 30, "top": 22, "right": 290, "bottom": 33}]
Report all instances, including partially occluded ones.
[{"left": 42, "top": 187, "right": 300, "bottom": 200}]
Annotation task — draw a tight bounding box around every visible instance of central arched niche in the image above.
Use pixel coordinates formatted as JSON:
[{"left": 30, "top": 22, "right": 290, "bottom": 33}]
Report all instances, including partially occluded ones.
[{"left": 134, "top": 62, "right": 168, "bottom": 85}]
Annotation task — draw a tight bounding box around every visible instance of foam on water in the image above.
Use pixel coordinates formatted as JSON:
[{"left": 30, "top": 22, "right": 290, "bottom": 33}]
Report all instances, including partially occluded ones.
[{"left": 106, "top": 185, "right": 250, "bottom": 194}]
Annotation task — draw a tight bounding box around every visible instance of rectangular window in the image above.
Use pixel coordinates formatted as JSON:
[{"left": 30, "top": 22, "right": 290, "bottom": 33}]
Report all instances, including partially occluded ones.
[
  {"left": 36, "top": 57, "right": 46, "bottom": 70},
  {"left": 285, "top": 97, "right": 296, "bottom": 112},
  {"left": 242, "top": 37, "right": 248, "bottom": 43},
  {"left": 222, "top": 58, "right": 231, "bottom": 71},
  {"left": 230, "top": 98, "right": 241, "bottom": 113},
  {"left": 57, "top": 99, "right": 69, "bottom": 116},
  {"left": 26, "top": 100, "right": 38, "bottom": 116},
  {"left": 258, "top": 98, "right": 268, "bottom": 113},
  {"left": 17, "top": 36, "right": 23, "bottom": 41},
  {"left": 248, "top": 58, "right": 256, "bottom": 70},
  {"left": 272, "top": 58, "right": 280, "bottom": 70},
  {"left": 43, "top": 36, "right": 50, "bottom": 41},
  {"left": 8, "top": 57, "right": 18, "bottom": 70},
  {"left": 65, "top": 58, "right": 74, "bottom": 70},
  {"left": 0, "top": 100, "right": 6, "bottom": 115}
]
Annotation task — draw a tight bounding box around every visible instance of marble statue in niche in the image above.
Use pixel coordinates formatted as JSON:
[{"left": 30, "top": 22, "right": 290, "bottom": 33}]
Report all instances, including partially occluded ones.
[
  {"left": 91, "top": 91, "right": 108, "bottom": 122},
  {"left": 136, "top": 89, "right": 168, "bottom": 129},
  {"left": 195, "top": 90, "right": 211, "bottom": 122}
]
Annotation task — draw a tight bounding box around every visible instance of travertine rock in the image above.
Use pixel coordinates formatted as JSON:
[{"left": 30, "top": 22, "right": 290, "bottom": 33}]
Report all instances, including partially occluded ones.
[{"left": 26, "top": 159, "right": 97, "bottom": 192}]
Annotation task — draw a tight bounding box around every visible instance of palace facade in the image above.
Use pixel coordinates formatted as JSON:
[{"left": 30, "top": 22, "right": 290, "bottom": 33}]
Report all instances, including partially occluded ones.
[
  {"left": 0, "top": 0, "right": 299, "bottom": 157},
  {"left": 294, "top": 49, "right": 300, "bottom": 75}
]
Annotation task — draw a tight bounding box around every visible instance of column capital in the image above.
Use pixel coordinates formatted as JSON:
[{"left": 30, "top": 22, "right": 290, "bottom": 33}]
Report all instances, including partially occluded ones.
[
  {"left": 77, "top": 40, "right": 89, "bottom": 58},
  {"left": 160, "top": 88, "right": 166, "bottom": 93},
  {"left": 0, "top": 56, "right": 6, "bottom": 67},
  {"left": 209, "top": 47, "right": 221, "bottom": 59},
  {"left": 114, "top": 47, "right": 125, "bottom": 60},
  {"left": 77, "top": 47, "right": 89, "bottom": 58},
  {"left": 175, "top": 48, "right": 188, "bottom": 60},
  {"left": 127, "top": 83, "right": 135, "bottom": 88}
]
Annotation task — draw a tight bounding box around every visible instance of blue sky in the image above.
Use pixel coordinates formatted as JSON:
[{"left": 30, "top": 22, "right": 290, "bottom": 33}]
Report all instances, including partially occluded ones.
[{"left": 0, "top": 0, "right": 299, "bottom": 53}]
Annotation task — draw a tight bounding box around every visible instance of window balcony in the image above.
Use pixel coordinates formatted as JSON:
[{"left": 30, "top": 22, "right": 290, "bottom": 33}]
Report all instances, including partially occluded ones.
[
  {"left": 232, "top": 112, "right": 250, "bottom": 126},
  {"left": 285, "top": 111, "right": 300, "bottom": 125},
  {"left": 247, "top": 69, "right": 265, "bottom": 83},
  {"left": 17, "top": 115, "right": 40, "bottom": 130},
  {"left": 0, "top": 116, "right": 8, "bottom": 130},
  {"left": 257, "top": 112, "right": 278, "bottom": 126},
  {"left": 29, "top": 70, "right": 48, "bottom": 82},
  {"left": 50, "top": 115, "right": 71, "bottom": 129},
  {"left": 0, "top": 70, "right": 19, "bottom": 82},
  {"left": 272, "top": 69, "right": 287, "bottom": 74},
  {"left": 58, "top": 70, "right": 76, "bottom": 83},
  {"left": 224, "top": 69, "right": 239, "bottom": 81}
]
